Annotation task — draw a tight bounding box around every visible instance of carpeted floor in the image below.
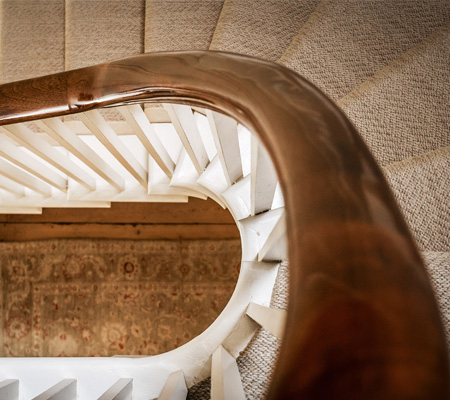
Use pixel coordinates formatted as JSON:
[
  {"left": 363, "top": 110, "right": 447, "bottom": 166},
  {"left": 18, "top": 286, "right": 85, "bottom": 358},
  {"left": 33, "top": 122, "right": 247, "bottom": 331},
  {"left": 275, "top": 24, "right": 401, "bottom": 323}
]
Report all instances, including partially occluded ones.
[{"left": 0, "top": 239, "right": 241, "bottom": 357}]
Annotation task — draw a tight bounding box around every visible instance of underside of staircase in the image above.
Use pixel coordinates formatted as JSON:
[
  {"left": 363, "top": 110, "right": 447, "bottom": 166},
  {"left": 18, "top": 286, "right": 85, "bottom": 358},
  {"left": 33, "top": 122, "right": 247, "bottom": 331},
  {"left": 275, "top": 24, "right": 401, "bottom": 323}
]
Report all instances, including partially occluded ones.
[{"left": 0, "top": 0, "right": 449, "bottom": 399}]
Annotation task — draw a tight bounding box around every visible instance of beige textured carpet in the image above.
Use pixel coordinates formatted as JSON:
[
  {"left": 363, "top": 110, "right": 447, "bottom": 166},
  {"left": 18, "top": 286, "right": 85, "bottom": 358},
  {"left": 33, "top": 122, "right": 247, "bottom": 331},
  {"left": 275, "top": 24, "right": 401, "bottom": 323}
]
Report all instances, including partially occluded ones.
[
  {"left": 384, "top": 146, "right": 450, "bottom": 252},
  {"left": 0, "top": 239, "right": 240, "bottom": 357},
  {"left": 65, "top": 0, "right": 145, "bottom": 121},
  {"left": 209, "top": 0, "right": 320, "bottom": 61},
  {"left": 279, "top": 0, "right": 450, "bottom": 100},
  {"left": 0, "top": 0, "right": 65, "bottom": 83},
  {"left": 65, "top": 0, "right": 144, "bottom": 70},
  {"left": 339, "top": 25, "right": 450, "bottom": 166},
  {"left": 423, "top": 251, "right": 450, "bottom": 349},
  {"left": 145, "top": 0, "right": 224, "bottom": 52}
]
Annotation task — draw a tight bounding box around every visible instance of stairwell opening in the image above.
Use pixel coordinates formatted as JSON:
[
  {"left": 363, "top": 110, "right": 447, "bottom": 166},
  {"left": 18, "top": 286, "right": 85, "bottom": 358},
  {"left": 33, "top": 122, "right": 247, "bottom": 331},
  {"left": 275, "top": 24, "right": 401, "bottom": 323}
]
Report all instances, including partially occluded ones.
[{"left": 0, "top": 199, "right": 241, "bottom": 357}]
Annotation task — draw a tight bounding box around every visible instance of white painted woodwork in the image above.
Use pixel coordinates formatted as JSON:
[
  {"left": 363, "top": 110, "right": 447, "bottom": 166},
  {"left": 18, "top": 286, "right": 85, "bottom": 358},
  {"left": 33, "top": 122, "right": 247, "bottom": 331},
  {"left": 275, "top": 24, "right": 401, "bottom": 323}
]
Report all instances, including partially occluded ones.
[
  {"left": 250, "top": 135, "right": 278, "bottom": 215},
  {"left": 64, "top": 120, "right": 134, "bottom": 135},
  {"left": 32, "top": 379, "right": 77, "bottom": 400},
  {"left": 222, "top": 175, "right": 251, "bottom": 221},
  {"left": 68, "top": 179, "right": 188, "bottom": 203},
  {"left": 240, "top": 207, "right": 285, "bottom": 261},
  {"left": 0, "top": 181, "right": 112, "bottom": 208},
  {"left": 237, "top": 124, "right": 251, "bottom": 177},
  {"left": 0, "top": 206, "right": 42, "bottom": 214},
  {"left": 0, "top": 379, "right": 19, "bottom": 399},
  {"left": 119, "top": 105, "right": 174, "bottom": 178},
  {"left": 0, "top": 136, "right": 66, "bottom": 191},
  {"left": 221, "top": 262, "right": 280, "bottom": 358},
  {"left": 144, "top": 105, "right": 172, "bottom": 123},
  {"left": 197, "top": 156, "right": 229, "bottom": 201},
  {"left": 0, "top": 175, "right": 25, "bottom": 196},
  {"left": 211, "top": 346, "right": 245, "bottom": 400},
  {"left": 246, "top": 303, "right": 287, "bottom": 339},
  {"left": 37, "top": 118, "right": 125, "bottom": 191},
  {"left": 158, "top": 371, "right": 187, "bottom": 400},
  {"left": 171, "top": 150, "right": 226, "bottom": 208},
  {"left": 148, "top": 157, "right": 207, "bottom": 200},
  {"left": 78, "top": 110, "right": 147, "bottom": 188},
  {"left": 258, "top": 211, "right": 286, "bottom": 261},
  {"left": 3, "top": 124, "right": 96, "bottom": 191},
  {"left": 164, "top": 104, "right": 208, "bottom": 174},
  {"left": 152, "top": 122, "right": 184, "bottom": 166},
  {"left": 194, "top": 111, "right": 217, "bottom": 161},
  {"left": 0, "top": 157, "right": 52, "bottom": 196},
  {"left": 98, "top": 378, "right": 133, "bottom": 400},
  {"left": 271, "top": 182, "right": 285, "bottom": 210},
  {"left": 206, "top": 110, "right": 242, "bottom": 185},
  {"left": 263, "top": 234, "right": 288, "bottom": 262}
]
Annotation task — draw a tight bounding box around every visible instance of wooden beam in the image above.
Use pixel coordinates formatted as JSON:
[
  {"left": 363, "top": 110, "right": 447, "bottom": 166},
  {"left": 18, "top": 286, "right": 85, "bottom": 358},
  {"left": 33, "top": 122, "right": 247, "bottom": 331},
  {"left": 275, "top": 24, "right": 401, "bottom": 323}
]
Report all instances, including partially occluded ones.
[
  {"left": 0, "top": 223, "right": 239, "bottom": 241},
  {"left": 0, "top": 198, "right": 234, "bottom": 224}
]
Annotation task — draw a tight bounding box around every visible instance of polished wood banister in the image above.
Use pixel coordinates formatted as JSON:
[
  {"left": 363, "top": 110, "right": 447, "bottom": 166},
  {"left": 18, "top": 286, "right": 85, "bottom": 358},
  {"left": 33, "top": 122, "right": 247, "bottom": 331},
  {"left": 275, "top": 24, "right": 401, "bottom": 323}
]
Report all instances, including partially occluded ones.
[{"left": 0, "top": 51, "right": 448, "bottom": 399}]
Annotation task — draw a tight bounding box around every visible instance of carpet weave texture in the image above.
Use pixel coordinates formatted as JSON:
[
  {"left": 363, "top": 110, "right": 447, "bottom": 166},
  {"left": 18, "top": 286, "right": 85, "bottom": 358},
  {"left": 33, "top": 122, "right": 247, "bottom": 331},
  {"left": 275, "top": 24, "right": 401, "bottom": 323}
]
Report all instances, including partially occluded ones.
[
  {"left": 280, "top": 0, "right": 450, "bottom": 100},
  {"left": 209, "top": 0, "right": 320, "bottom": 61}
]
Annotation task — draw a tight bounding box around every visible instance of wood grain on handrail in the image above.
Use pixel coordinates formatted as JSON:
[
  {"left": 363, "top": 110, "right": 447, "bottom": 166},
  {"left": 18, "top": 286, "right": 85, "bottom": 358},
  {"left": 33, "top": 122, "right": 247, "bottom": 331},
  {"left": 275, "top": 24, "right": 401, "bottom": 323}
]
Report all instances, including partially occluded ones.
[{"left": 0, "top": 52, "right": 448, "bottom": 399}]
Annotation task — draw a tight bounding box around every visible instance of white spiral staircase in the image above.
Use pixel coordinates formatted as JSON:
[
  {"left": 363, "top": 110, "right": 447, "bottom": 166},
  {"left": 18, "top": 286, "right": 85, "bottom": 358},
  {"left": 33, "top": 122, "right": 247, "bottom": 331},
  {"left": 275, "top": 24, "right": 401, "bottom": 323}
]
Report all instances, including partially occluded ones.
[{"left": 0, "top": 1, "right": 449, "bottom": 399}]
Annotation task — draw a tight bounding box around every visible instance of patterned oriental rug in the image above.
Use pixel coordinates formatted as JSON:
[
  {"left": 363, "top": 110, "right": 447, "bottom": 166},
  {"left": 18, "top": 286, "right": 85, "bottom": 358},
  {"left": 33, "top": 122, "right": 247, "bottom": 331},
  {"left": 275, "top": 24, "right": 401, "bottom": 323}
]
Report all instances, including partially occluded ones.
[{"left": 0, "top": 239, "right": 241, "bottom": 357}]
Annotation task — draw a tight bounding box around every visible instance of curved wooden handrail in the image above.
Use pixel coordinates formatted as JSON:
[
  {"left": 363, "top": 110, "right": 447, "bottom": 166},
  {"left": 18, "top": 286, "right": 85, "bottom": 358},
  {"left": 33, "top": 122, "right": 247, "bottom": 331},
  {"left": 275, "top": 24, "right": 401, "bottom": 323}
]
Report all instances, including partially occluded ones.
[{"left": 0, "top": 52, "right": 448, "bottom": 399}]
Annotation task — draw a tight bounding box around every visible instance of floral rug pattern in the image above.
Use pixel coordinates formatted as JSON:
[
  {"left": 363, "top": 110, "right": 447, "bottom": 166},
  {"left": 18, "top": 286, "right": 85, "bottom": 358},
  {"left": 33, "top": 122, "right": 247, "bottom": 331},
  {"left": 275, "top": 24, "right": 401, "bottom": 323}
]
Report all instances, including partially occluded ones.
[{"left": 0, "top": 239, "right": 241, "bottom": 357}]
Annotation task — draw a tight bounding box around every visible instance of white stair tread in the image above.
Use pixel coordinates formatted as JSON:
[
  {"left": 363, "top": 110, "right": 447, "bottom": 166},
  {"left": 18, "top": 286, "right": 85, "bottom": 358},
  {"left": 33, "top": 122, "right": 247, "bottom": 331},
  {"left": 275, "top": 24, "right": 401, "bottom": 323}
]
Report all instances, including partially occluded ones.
[
  {"left": 195, "top": 111, "right": 217, "bottom": 161},
  {"left": 149, "top": 157, "right": 207, "bottom": 200},
  {"left": 239, "top": 207, "right": 286, "bottom": 262},
  {"left": 0, "top": 379, "right": 19, "bottom": 400},
  {"left": 0, "top": 157, "right": 52, "bottom": 197},
  {"left": 237, "top": 124, "right": 251, "bottom": 177},
  {"left": 251, "top": 135, "right": 278, "bottom": 215},
  {"left": 78, "top": 110, "right": 148, "bottom": 188},
  {"left": 164, "top": 104, "right": 209, "bottom": 174},
  {"left": 36, "top": 117, "right": 124, "bottom": 191},
  {"left": 222, "top": 175, "right": 251, "bottom": 221},
  {"left": 2, "top": 124, "right": 96, "bottom": 191},
  {"left": 0, "top": 135, "right": 66, "bottom": 192},
  {"left": 197, "top": 155, "right": 229, "bottom": 203},
  {"left": 207, "top": 110, "right": 242, "bottom": 185},
  {"left": 98, "top": 378, "right": 133, "bottom": 400},
  {"left": 32, "top": 379, "right": 76, "bottom": 400},
  {"left": 158, "top": 371, "right": 187, "bottom": 400},
  {"left": 119, "top": 105, "right": 174, "bottom": 178},
  {"left": 171, "top": 150, "right": 226, "bottom": 208},
  {"left": 246, "top": 303, "right": 287, "bottom": 339},
  {"left": 211, "top": 346, "right": 245, "bottom": 400},
  {"left": 271, "top": 182, "right": 285, "bottom": 210}
]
